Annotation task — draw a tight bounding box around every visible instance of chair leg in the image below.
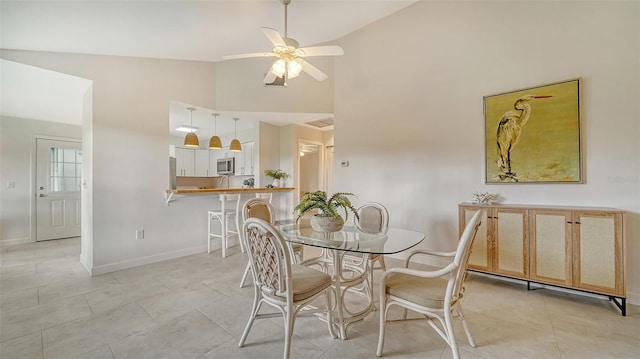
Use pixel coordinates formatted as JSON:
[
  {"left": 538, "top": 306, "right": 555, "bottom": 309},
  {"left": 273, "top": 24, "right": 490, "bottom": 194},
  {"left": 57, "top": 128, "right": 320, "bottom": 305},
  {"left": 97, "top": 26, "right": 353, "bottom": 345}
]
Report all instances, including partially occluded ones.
[
  {"left": 239, "top": 261, "right": 251, "bottom": 288},
  {"left": 236, "top": 213, "right": 245, "bottom": 253},
  {"left": 238, "top": 290, "right": 261, "bottom": 347},
  {"left": 444, "top": 308, "right": 460, "bottom": 359},
  {"left": 376, "top": 294, "right": 387, "bottom": 357},
  {"left": 283, "top": 309, "right": 294, "bottom": 359},
  {"left": 221, "top": 215, "right": 227, "bottom": 258},
  {"left": 207, "top": 213, "right": 212, "bottom": 254},
  {"left": 457, "top": 306, "right": 476, "bottom": 347}
]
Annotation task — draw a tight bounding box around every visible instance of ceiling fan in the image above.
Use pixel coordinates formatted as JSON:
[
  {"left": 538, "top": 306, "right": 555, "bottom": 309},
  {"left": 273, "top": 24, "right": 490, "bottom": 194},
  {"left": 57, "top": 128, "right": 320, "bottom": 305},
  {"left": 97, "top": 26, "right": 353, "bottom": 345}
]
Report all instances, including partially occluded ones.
[{"left": 222, "top": 0, "right": 344, "bottom": 85}]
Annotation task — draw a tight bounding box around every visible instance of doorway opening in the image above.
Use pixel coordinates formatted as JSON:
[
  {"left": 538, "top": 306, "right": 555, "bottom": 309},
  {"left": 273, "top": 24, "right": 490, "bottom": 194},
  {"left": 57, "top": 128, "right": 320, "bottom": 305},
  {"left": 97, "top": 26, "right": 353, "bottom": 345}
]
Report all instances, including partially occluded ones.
[{"left": 297, "top": 140, "right": 325, "bottom": 202}]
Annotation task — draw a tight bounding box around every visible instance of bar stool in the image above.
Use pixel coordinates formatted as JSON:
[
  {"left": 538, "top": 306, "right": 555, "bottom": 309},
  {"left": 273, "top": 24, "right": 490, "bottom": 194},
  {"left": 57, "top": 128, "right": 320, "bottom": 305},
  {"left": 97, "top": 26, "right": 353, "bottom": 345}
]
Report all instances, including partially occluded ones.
[{"left": 207, "top": 194, "right": 242, "bottom": 257}]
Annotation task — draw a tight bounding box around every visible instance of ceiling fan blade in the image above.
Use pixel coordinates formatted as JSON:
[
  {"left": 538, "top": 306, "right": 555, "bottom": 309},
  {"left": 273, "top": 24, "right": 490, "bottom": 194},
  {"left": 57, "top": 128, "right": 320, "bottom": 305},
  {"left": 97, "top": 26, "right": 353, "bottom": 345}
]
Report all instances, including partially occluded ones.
[
  {"left": 261, "top": 27, "right": 286, "bottom": 47},
  {"left": 298, "top": 59, "right": 328, "bottom": 81},
  {"left": 296, "top": 45, "right": 344, "bottom": 57},
  {"left": 222, "top": 52, "right": 275, "bottom": 60},
  {"left": 264, "top": 70, "right": 278, "bottom": 84}
]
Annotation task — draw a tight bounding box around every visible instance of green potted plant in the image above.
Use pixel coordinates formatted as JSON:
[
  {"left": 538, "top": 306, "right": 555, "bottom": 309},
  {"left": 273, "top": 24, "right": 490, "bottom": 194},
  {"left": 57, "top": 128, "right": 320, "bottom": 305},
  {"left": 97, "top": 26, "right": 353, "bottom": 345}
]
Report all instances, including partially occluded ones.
[
  {"left": 264, "top": 169, "right": 289, "bottom": 187},
  {"left": 294, "top": 191, "right": 359, "bottom": 232}
]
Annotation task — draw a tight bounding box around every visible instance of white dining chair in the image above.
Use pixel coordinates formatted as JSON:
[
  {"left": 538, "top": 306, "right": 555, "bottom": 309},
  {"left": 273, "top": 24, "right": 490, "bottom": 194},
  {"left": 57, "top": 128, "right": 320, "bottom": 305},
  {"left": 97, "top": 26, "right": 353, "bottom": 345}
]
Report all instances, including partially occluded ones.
[
  {"left": 239, "top": 198, "right": 304, "bottom": 288},
  {"left": 238, "top": 198, "right": 275, "bottom": 288},
  {"left": 376, "top": 210, "right": 482, "bottom": 359},
  {"left": 239, "top": 218, "right": 336, "bottom": 359},
  {"left": 344, "top": 202, "right": 389, "bottom": 304}
]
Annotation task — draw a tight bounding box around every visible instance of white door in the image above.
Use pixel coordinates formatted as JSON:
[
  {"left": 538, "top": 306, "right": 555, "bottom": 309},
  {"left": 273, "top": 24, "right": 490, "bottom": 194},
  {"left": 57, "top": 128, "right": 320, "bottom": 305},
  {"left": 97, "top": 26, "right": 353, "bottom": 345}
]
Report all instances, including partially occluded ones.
[{"left": 36, "top": 139, "right": 82, "bottom": 241}]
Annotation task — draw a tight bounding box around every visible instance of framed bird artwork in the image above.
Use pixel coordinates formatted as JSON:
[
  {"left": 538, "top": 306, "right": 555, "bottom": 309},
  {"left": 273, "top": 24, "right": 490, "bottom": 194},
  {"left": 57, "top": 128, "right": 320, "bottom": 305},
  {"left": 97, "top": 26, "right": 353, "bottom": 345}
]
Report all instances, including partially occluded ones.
[{"left": 484, "top": 79, "right": 582, "bottom": 184}]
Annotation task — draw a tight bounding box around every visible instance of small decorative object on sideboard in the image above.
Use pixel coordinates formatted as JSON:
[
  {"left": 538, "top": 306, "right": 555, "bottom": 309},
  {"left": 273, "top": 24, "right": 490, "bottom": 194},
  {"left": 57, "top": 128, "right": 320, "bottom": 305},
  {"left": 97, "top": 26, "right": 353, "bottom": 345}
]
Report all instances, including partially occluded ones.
[
  {"left": 294, "top": 191, "right": 359, "bottom": 232},
  {"left": 243, "top": 178, "right": 255, "bottom": 188},
  {"left": 472, "top": 192, "right": 496, "bottom": 204},
  {"left": 264, "top": 169, "right": 289, "bottom": 188}
]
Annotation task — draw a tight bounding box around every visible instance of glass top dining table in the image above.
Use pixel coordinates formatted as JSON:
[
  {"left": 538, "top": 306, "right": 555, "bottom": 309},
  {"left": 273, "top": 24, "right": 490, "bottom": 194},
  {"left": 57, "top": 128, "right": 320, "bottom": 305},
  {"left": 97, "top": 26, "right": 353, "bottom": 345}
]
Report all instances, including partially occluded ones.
[
  {"left": 276, "top": 219, "right": 426, "bottom": 339},
  {"left": 276, "top": 219, "right": 426, "bottom": 255}
]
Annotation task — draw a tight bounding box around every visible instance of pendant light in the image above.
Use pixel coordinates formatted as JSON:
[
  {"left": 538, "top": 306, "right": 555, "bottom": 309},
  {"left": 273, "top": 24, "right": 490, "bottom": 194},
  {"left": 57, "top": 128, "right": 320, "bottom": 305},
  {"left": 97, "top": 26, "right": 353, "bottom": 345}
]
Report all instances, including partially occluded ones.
[
  {"left": 183, "top": 107, "right": 199, "bottom": 147},
  {"left": 229, "top": 117, "right": 242, "bottom": 152},
  {"left": 208, "top": 113, "right": 222, "bottom": 149}
]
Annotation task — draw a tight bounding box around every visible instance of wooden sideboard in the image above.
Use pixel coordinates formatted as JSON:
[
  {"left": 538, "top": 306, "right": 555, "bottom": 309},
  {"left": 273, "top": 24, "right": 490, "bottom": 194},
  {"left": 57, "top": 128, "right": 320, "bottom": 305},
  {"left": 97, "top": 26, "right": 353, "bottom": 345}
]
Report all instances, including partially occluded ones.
[{"left": 458, "top": 203, "right": 626, "bottom": 315}]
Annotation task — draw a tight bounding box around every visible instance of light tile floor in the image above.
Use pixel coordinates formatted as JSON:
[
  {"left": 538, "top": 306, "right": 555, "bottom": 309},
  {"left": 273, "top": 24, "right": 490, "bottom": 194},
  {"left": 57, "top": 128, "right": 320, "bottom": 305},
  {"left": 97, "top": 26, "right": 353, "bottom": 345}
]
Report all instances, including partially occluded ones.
[{"left": 1, "top": 238, "right": 638, "bottom": 359}]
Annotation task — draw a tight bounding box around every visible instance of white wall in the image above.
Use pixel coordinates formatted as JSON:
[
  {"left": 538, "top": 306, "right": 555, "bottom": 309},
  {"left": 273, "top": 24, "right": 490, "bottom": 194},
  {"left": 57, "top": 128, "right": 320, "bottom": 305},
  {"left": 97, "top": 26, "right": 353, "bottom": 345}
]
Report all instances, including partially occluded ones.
[
  {"left": 0, "top": 49, "right": 333, "bottom": 274},
  {"left": 333, "top": 2, "right": 640, "bottom": 303},
  {"left": 0, "top": 116, "right": 82, "bottom": 245},
  {"left": 0, "top": 51, "right": 220, "bottom": 273}
]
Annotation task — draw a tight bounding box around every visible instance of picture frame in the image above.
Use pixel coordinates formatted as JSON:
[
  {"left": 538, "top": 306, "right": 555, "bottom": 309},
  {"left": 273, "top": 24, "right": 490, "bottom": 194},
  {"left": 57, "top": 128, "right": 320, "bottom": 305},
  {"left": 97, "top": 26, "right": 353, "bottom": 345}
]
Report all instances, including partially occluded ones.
[{"left": 484, "top": 79, "right": 582, "bottom": 184}]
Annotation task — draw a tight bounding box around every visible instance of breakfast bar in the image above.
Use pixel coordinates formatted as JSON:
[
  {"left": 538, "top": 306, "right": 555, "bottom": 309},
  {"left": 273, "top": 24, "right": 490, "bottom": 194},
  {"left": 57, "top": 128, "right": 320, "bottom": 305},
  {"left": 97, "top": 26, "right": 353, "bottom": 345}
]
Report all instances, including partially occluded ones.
[{"left": 164, "top": 187, "right": 295, "bottom": 206}]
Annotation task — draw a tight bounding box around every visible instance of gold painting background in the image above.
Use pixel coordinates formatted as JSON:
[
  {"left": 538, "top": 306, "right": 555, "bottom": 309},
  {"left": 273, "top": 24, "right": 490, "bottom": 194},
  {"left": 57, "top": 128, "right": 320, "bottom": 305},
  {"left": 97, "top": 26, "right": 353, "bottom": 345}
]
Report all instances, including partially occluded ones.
[{"left": 485, "top": 79, "right": 581, "bottom": 183}]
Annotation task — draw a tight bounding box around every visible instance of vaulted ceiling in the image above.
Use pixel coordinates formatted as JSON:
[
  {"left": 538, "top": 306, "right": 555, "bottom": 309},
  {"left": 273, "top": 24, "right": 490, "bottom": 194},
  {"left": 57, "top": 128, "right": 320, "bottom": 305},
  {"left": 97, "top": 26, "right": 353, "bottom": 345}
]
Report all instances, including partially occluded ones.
[{"left": 0, "top": 1, "right": 416, "bottom": 129}]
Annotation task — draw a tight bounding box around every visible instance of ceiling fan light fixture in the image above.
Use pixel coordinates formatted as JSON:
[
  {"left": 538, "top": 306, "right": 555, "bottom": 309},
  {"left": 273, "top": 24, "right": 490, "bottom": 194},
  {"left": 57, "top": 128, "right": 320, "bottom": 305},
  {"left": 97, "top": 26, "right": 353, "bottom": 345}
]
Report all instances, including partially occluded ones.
[
  {"left": 183, "top": 107, "right": 199, "bottom": 148},
  {"left": 270, "top": 58, "right": 302, "bottom": 79},
  {"left": 222, "top": 0, "right": 343, "bottom": 84},
  {"left": 208, "top": 113, "right": 222, "bottom": 149},
  {"left": 271, "top": 59, "right": 287, "bottom": 77},
  {"left": 288, "top": 59, "right": 302, "bottom": 78}
]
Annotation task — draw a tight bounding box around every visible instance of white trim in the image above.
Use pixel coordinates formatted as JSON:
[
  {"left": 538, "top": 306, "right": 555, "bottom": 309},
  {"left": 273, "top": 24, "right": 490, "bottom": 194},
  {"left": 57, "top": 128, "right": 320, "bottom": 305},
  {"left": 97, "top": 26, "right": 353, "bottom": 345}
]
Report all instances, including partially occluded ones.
[
  {"left": 79, "top": 254, "right": 93, "bottom": 276},
  {"left": 628, "top": 290, "right": 639, "bottom": 305},
  {"left": 90, "top": 245, "right": 207, "bottom": 276},
  {"left": 0, "top": 237, "right": 33, "bottom": 246}
]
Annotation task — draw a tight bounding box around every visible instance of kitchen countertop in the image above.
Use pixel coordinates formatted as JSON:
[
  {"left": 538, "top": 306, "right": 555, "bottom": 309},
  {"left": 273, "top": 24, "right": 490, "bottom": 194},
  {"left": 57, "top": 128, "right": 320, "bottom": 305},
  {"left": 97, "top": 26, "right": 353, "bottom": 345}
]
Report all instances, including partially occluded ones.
[
  {"left": 165, "top": 187, "right": 295, "bottom": 205},
  {"left": 166, "top": 187, "right": 294, "bottom": 194}
]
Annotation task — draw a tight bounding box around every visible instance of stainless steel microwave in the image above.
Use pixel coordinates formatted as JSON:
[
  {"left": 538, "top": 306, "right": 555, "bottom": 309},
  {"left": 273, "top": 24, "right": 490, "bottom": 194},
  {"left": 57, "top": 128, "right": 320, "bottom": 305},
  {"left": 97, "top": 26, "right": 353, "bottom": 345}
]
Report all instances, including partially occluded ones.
[{"left": 217, "top": 157, "right": 235, "bottom": 175}]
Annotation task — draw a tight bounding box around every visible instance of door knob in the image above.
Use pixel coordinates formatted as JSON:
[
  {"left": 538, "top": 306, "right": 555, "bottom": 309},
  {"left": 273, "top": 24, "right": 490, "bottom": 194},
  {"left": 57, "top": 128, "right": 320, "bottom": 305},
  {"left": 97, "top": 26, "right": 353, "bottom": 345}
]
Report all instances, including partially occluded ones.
[
  {"left": 38, "top": 194, "right": 46, "bottom": 197},
  {"left": 39, "top": 186, "right": 45, "bottom": 190}
]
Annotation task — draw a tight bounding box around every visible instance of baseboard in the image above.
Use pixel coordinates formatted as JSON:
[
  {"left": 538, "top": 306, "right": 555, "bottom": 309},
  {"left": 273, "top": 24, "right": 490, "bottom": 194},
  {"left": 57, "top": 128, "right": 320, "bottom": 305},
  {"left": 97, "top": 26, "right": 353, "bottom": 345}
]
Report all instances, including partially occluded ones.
[
  {"left": 627, "top": 290, "right": 639, "bottom": 305},
  {"left": 0, "top": 237, "right": 33, "bottom": 246},
  {"left": 79, "top": 254, "right": 93, "bottom": 276},
  {"left": 91, "top": 245, "right": 207, "bottom": 276}
]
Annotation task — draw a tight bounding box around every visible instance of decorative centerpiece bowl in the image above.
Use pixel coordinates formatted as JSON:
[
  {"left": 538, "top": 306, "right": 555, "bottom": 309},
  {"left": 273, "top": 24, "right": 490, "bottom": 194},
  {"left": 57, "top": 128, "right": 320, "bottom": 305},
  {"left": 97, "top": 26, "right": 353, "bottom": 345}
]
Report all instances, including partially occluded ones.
[
  {"left": 310, "top": 215, "right": 345, "bottom": 232},
  {"left": 294, "top": 191, "right": 358, "bottom": 233}
]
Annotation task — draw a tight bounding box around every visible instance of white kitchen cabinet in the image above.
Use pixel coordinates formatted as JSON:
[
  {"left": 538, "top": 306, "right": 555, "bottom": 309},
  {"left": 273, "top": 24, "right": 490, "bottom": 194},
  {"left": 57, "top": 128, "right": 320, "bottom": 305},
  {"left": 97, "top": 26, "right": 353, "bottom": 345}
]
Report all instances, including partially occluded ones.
[
  {"left": 194, "top": 149, "right": 210, "bottom": 176},
  {"left": 175, "top": 147, "right": 195, "bottom": 176},
  {"left": 235, "top": 141, "right": 255, "bottom": 175},
  {"left": 176, "top": 148, "right": 216, "bottom": 177}
]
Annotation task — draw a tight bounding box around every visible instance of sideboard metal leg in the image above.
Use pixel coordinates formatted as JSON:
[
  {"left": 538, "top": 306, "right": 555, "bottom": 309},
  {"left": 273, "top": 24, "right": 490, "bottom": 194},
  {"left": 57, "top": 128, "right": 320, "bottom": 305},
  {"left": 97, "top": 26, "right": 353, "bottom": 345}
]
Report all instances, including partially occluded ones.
[{"left": 610, "top": 296, "right": 627, "bottom": 316}]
